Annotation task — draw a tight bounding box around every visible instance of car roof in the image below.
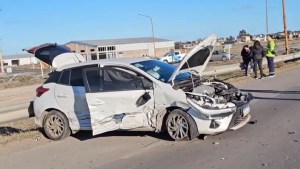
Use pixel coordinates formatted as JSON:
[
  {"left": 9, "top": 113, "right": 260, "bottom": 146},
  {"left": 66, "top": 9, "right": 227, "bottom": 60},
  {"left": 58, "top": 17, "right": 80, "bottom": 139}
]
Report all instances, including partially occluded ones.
[{"left": 56, "top": 57, "right": 153, "bottom": 71}]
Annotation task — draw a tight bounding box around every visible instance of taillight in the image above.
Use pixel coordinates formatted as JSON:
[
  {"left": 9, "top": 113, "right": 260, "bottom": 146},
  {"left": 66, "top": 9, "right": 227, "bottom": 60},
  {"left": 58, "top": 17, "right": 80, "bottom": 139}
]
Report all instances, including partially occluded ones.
[{"left": 36, "top": 86, "right": 49, "bottom": 97}]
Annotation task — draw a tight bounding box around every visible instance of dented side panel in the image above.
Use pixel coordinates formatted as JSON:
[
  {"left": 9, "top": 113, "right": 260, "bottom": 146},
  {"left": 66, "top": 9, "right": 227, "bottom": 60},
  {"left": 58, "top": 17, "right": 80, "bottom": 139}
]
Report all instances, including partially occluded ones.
[{"left": 86, "top": 90, "right": 155, "bottom": 136}]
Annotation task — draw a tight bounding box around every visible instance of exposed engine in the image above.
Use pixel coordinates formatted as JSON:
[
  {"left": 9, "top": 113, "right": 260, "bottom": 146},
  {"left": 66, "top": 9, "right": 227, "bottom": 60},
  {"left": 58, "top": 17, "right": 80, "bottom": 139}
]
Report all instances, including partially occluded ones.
[{"left": 182, "top": 79, "right": 244, "bottom": 111}]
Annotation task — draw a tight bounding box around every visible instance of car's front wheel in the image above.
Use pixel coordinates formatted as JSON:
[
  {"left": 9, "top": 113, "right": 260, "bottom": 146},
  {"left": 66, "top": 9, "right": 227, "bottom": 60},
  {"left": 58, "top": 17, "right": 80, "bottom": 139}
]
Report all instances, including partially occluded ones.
[
  {"left": 166, "top": 109, "right": 198, "bottom": 141},
  {"left": 43, "top": 110, "right": 71, "bottom": 141},
  {"left": 222, "top": 56, "right": 227, "bottom": 61}
]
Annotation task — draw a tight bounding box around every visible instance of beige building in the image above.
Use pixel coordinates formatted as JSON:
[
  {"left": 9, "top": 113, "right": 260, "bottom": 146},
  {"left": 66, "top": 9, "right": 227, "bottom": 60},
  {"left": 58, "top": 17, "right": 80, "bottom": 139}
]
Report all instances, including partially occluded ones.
[
  {"left": 241, "top": 36, "right": 251, "bottom": 42},
  {"left": 65, "top": 37, "right": 174, "bottom": 61},
  {"left": 3, "top": 54, "right": 38, "bottom": 66}
]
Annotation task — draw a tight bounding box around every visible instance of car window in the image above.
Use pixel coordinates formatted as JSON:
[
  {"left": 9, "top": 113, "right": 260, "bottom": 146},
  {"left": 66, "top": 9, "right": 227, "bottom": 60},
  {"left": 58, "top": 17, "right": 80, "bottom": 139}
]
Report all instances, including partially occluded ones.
[
  {"left": 84, "top": 67, "right": 143, "bottom": 93},
  {"left": 59, "top": 70, "right": 70, "bottom": 85},
  {"left": 84, "top": 68, "right": 102, "bottom": 92},
  {"left": 102, "top": 67, "right": 143, "bottom": 91},
  {"left": 70, "top": 68, "right": 84, "bottom": 86},
  {"left": 175, "top": 52, "right": 179, "bottom": 55},
  {"left": 45, "top": 71, "right": 61, "bottom": 84}
]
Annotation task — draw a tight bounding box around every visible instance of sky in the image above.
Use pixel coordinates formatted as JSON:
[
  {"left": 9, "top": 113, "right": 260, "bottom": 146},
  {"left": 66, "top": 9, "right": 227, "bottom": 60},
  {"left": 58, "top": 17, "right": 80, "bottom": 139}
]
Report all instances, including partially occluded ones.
[{"left": 0, "top": 0, "right": 299, "bottom": 55}]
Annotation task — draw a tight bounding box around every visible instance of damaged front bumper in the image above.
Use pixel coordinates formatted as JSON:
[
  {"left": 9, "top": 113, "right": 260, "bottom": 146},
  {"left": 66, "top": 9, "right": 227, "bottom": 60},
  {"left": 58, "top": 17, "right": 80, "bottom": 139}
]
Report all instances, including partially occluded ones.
[{"left": 186, "top": 92, "right": 252, "bottom": 135}]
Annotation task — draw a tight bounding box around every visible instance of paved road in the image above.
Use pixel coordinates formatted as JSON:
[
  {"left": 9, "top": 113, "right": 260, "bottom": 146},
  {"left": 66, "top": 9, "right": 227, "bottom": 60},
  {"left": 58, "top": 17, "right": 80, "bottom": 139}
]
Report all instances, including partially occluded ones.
[{"left": 1, "top": 65, "right": 300, "bottom": 169}]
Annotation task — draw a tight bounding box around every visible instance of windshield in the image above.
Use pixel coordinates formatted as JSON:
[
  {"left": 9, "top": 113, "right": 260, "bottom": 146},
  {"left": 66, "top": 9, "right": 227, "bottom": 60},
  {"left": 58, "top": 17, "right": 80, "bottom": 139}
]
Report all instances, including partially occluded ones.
[{"left": 132, "top": 60, "right": 190, "bottom": 83}]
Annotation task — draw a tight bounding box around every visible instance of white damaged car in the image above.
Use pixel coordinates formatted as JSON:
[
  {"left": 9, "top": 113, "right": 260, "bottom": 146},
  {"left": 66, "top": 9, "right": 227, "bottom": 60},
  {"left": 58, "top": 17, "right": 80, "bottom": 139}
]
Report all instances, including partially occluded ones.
[{"left": 27, "top": 35, "right": 252, "bottom": 141}]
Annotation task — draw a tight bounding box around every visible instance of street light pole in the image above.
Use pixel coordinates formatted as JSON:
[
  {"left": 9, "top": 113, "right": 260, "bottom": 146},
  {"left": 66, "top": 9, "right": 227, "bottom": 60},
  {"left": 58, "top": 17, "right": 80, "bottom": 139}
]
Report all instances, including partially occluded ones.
[
  {"left": 138, "top": 13, "right": 156, "bottom": 57},
  {"left": 282, "top": 0, "right": 289, "bottom": 54}
]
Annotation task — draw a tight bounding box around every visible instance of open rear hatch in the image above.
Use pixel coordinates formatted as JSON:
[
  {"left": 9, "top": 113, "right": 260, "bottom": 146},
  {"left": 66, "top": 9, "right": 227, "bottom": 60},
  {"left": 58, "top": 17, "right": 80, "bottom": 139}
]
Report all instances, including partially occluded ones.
[{"left": 24, "top": 43, "right": 85, "bottom": 68}]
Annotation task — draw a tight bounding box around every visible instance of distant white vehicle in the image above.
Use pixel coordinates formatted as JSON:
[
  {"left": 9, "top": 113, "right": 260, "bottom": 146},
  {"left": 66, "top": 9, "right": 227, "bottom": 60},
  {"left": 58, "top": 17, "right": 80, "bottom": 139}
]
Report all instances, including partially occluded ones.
[{"left": 160, "top": 50, "right": 186, "bottom": 63}]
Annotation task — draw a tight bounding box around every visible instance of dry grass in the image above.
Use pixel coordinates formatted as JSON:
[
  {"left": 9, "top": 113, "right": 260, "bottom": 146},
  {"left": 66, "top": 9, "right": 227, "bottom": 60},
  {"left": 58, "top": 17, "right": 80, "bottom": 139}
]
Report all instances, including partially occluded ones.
[
  {"left": 0, "top": 75, "right": 45, "bottom": 90},
  {"left": 0, "top": 118, "right": 41, "bottom": 145}
]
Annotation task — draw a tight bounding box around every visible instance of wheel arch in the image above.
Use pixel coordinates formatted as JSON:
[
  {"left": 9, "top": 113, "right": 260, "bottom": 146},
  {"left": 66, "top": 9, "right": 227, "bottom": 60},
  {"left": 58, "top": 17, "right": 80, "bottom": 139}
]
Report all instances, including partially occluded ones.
[{"left": 42, "top": 108, "right": 70, "bottom": 127}]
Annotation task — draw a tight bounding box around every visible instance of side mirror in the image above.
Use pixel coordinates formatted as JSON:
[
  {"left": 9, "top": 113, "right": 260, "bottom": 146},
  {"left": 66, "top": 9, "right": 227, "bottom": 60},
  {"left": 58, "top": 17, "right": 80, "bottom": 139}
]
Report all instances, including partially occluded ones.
[{"left": 140, "top": 77, "right": 153, "bottom": 90}]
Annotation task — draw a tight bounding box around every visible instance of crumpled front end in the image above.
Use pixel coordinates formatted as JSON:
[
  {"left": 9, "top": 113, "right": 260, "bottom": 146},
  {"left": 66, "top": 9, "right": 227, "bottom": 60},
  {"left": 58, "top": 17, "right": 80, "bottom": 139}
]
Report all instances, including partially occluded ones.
[{"left": 184, "top": 81, "right": 253, "bottom": 135}]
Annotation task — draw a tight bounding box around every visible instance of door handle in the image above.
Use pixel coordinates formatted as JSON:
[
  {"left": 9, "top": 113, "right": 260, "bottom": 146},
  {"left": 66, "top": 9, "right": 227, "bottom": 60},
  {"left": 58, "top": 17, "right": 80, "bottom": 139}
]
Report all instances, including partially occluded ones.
[{"left": 57, "top": 94, "right": 69, "bottom": 98}]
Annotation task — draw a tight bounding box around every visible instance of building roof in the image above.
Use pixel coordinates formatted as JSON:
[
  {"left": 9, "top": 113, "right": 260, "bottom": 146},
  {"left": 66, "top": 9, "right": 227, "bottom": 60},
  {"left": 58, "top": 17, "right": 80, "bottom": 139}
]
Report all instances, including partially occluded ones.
[
  {"left": 3, "top": 54, "right": 34, "bottom": 60},
  {"left": 65, "top": 37, "right": 173, "bottom": 47}
]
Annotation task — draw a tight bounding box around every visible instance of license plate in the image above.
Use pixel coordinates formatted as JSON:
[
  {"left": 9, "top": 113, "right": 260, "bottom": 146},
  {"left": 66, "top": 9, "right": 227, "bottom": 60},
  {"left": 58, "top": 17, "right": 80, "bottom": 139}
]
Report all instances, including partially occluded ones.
[{"left": 242, "top": 105, "right": 250, "bottom": 115}]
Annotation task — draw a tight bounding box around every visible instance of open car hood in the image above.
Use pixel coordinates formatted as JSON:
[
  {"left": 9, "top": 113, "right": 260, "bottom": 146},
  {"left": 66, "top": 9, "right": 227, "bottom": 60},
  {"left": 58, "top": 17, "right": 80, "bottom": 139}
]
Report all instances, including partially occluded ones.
[
  {"left": 25, "top": 43, "right": 85, "bottom": 68},
  {"left": 168, "top": 34, "right": 217, "bottom": 84}
]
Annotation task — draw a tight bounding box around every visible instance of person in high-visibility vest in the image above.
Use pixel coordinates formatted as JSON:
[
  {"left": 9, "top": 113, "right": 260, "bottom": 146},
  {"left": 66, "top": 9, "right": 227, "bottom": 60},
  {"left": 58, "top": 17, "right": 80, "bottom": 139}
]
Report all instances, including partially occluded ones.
[{"left": 266, "top": 35, "right": 276, "bottom": 77}]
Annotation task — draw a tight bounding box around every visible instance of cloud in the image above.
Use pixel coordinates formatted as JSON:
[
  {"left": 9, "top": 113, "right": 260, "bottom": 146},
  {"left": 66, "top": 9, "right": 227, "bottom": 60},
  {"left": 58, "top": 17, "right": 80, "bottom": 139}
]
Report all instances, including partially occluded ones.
[{"left": 232, "top": 5, "right": 256, "bottom": 11}]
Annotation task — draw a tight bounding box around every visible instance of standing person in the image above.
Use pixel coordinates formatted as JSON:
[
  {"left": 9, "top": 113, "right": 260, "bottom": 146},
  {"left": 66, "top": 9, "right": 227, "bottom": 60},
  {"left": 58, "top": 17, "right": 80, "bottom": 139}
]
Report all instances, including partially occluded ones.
[
  {"left": 251, "top": 41, "right": 266, "bottom": 79},
  {"left": 241, "top": 45, "right": 252, "bottom": 76},
  {"left": 266, "top": 35, "right": 276, "bottom": 77}
]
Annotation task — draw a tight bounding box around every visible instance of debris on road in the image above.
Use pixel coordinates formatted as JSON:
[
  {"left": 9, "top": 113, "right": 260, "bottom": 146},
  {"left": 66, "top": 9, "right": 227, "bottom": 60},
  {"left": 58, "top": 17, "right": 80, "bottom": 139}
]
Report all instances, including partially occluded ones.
[
  {"left": 35, "top": 136, "right": 41, "bottom": 141},
  {"left": 248, "top": 120, "right": 257, "bottom": 124},
  {"left": 221, "top": 157, "right": 225, "bottom": 160},
  {"left": 293, "top": 140, "right": 298, "bottom": 143},
  {"left": 288, "top": 131, "right": 296, "bottom": 134},
  {"left": 213, "top": 142, "right": 220, "bottom": 145}
]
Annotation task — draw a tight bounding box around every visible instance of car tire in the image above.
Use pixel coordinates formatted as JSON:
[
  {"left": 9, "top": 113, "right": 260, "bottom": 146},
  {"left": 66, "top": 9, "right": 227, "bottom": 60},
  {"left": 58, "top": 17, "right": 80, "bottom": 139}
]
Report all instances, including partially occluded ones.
[
  {"left": 222, "top": 56, "right": 227, "bottom": 61},
  {"left": 43, "top": 110, "right": 71, "bottom": 141},
  {"left": 166, "top": 109, "right": 198, "bottom": 141}
]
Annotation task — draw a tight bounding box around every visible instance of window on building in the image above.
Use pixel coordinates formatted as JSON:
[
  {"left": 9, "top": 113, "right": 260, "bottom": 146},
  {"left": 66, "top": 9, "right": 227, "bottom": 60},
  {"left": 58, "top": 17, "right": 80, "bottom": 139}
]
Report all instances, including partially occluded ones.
[
  {"left": 99, "top": 53, "right": 106, "bottom": 59},
  {"left": 98, "top": 47, "right": 106, "bottom": 52},
  {"left": 107, "top": 46, "right": 115, "bottom": 51},
  {"left": 11, "top": 60, "right": 19, "bottom": 65},
  {"left": 91, "top": 53, "right": 97, "bottom": 60},
  {"left": 80, "top": 50, "right": 85, "bottom": 53},
  {"left": 90, "top": 49, "right": 95, "bottom": 52}
]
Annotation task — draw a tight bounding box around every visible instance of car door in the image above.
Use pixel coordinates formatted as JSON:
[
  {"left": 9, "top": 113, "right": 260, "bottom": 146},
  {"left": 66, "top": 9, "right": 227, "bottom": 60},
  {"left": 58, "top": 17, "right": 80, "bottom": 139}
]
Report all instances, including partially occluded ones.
[
  {"left": 83, "top": 66, "right": 155, "bottom": 136},
  {"left": 54, "top": 67, "right": 91, "bottom": 128}
]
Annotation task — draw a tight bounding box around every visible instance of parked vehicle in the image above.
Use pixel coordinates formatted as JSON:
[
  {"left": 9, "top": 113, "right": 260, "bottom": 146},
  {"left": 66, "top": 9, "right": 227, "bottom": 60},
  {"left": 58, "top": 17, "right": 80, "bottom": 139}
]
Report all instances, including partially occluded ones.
[
  {"left": 26, "top": 35, "right": 252, "bottom": 141},
  {"left": 210, "top": 50, "right": 234, "bottom": 61},
  {"left": 160, "top": 50, "right": 186, "bottom": 63}
]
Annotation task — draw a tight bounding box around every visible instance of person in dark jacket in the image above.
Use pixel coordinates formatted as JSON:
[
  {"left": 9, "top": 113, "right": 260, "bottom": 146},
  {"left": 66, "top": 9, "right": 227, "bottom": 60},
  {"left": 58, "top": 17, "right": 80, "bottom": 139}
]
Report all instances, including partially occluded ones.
[
  {"left": 251, "top": 41, "right": 266, "bottom": 79},
  {"left": 241, "top": 45, "right": 252, "bottom": 76}
]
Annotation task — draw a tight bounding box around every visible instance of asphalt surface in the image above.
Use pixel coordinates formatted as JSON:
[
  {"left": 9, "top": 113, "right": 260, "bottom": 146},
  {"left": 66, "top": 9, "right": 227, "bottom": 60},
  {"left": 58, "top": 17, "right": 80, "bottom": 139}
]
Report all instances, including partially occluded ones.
[{"left": 0, "top": 65, "right": 300, "bottom": 169}]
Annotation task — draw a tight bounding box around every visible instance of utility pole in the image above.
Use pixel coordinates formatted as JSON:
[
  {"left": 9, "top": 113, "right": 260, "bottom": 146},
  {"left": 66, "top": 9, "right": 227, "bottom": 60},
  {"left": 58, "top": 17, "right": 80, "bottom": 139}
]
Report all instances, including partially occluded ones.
[
  {"left": 0, "top": 44, "right": 4, "bottom": 74},
  {"left": 0, "top": 9, "right": 4, "bottom": 74},
  {"left": 282, "top": 0, "right": 289, "bottom": 54},
  {"left": 138, "top": 14, "right": 156, "bottom": 58},
  {"left": 266, "top": 0, "right": 269, "bottom": 36}
]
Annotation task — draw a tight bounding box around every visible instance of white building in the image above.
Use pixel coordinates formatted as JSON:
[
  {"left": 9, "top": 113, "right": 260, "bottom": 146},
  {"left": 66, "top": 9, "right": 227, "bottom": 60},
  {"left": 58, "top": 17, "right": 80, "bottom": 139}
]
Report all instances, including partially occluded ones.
[
  {"left": 3, "top": 54, "right": 38, "bottom": 66},
  {"left": 65, "top": 37, "right": 174, "bottom": 61}
]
